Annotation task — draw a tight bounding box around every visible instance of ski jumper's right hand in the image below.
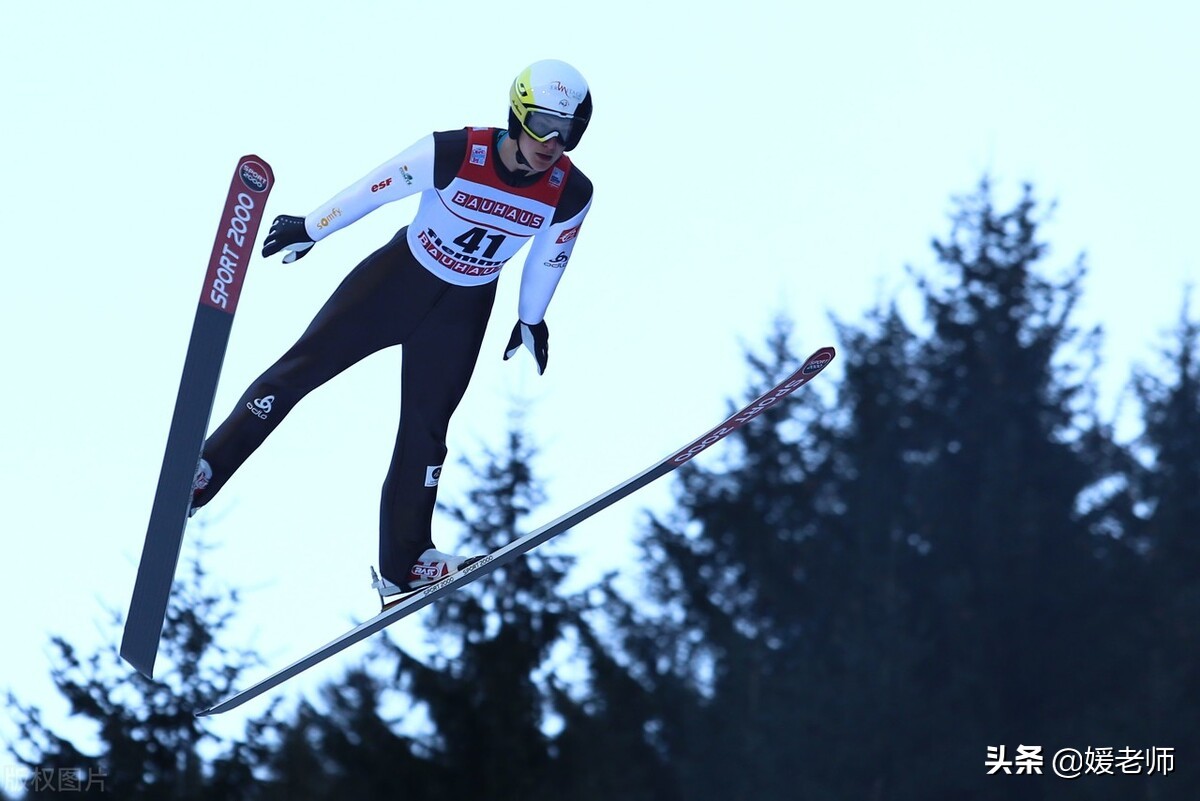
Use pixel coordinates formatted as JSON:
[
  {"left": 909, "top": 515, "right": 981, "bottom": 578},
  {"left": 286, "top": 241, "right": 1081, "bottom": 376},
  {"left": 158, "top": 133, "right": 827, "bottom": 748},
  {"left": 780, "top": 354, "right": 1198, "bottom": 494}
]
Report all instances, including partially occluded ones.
[{"left": 261, "top": 215, "right": 315, "bottom": 263}]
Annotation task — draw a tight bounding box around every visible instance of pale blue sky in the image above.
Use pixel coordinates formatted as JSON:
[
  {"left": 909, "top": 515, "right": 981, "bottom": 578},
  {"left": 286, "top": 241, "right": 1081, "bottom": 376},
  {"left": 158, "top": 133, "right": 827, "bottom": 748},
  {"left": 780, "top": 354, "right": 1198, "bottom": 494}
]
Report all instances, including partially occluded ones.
[{"left": 2, "top": 0, "right": 1196, "bottom": 752}]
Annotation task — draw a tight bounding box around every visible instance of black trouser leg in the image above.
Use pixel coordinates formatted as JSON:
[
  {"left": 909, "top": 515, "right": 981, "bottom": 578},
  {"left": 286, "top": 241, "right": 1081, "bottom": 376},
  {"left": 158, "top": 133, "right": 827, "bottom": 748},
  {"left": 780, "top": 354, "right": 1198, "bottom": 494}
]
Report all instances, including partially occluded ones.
[
  {"left": 377, "top": 277, "right": 497, "bottom": 585},
  {"left": 198, "top": 229, "right": 435, "bottom": 505}
]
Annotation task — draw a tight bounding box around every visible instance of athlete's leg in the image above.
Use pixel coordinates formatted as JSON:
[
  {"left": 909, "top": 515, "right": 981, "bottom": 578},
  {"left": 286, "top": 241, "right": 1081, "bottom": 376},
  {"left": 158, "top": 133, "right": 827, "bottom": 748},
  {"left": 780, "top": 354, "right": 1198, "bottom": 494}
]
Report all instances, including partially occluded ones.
[
  {"left": 196, "top": 229, "right": 439, "bottom": 507},
  {"left": 378, "top": 279, "right": 498, "bottom": 584}
]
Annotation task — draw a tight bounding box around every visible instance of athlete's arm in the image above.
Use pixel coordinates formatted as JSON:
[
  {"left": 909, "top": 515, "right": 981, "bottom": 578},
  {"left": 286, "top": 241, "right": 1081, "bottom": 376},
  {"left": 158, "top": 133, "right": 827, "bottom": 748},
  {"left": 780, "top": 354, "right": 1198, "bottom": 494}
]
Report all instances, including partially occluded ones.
[
  {"left": 517, "top": 168, "right": 593, "bottom": 323},
  {"left": 302, "top": 134, "right": 440, "bottom": 243}
]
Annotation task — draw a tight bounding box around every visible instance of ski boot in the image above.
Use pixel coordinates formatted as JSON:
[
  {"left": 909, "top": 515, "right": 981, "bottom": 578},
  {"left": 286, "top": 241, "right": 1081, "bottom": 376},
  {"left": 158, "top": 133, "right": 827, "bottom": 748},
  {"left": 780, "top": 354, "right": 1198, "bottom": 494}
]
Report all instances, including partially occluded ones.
[
  {"left": 371, "top": 549, "right": 486, "bottom": 610},
  {"left": 187, "top": 458, "right": 213, "bottom": 518}
]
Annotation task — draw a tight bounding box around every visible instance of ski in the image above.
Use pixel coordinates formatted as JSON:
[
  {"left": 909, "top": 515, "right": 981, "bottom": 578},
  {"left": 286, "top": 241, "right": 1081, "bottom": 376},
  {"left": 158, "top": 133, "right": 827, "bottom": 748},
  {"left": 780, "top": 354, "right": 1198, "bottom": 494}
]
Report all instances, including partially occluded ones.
[
  {"left": 196, "top": 345, "right": 836, "bottom": 717},
  {"left": 121, "top": 156, "right": 275, "bottom": 678}
]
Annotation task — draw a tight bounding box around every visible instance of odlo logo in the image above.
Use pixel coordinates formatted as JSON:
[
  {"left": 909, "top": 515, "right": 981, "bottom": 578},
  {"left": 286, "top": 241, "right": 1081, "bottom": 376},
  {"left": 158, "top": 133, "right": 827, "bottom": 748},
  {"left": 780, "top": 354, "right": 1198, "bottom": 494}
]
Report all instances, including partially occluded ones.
[
  {"left": 425, "top": 465, "right": 443, "bottom": 487},
  {"left": 248, "top": 395, "right": 275, "bottom": 420}
]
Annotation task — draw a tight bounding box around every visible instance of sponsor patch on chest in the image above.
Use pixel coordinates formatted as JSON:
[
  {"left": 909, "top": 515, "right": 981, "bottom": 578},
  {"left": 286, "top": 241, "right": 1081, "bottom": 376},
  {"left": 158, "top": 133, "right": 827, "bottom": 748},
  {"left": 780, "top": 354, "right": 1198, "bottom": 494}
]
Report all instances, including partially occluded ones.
[{"left": 451, "top": 191, "right": 545, "bottom": 228}]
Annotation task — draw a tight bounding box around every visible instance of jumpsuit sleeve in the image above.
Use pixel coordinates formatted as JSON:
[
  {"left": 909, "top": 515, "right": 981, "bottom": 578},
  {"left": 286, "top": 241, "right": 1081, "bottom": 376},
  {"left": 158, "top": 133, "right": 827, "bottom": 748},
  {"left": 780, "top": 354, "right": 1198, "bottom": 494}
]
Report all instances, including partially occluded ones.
[
  {"left": 517, "top": 186, "right": 593, "bottom": 324},
  {"left": 303, "top": 134, "right": 437, "bottom": 242}
]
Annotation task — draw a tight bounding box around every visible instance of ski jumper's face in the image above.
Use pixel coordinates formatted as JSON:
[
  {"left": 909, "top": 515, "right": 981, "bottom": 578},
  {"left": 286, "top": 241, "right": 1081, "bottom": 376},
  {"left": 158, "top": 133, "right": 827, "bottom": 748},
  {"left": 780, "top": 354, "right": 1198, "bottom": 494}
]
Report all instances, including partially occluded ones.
[{"left": 517, "top": 130, "right": 566, "bottom": 172}]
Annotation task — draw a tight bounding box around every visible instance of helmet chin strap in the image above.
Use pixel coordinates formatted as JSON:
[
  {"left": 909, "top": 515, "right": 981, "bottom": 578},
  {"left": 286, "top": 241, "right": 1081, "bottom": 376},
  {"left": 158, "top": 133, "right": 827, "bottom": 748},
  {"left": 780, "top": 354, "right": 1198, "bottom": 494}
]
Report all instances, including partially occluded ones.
[{"left": 499, "top": 129, "right": 536, "bottom": 171}]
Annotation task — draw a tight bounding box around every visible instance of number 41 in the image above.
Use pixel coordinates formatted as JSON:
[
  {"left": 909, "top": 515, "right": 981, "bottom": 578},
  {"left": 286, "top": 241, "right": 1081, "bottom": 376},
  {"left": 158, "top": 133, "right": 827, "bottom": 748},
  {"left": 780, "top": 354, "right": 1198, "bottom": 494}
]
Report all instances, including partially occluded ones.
[{"left": 453, "top": 227, "right": 505, "bottom": 259}]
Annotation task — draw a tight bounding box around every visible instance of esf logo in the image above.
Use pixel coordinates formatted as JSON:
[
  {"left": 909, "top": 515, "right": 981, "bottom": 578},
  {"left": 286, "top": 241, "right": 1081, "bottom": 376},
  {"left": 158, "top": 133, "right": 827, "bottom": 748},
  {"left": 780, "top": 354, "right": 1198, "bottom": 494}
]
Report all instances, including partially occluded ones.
[{"left": 372, "top": 177, "right": 393, "bottom": 193}]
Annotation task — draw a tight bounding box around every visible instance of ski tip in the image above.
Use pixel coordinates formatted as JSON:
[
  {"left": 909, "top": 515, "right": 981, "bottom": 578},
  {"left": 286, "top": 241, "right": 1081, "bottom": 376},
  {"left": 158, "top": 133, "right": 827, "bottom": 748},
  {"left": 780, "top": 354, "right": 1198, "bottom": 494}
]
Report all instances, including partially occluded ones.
[
  {"left": 233, "top": 156, "right": 274, "bottom": 196},
  {"left": 799, "top": 346, "right": 836, "bottom": 377},
  {"left": 238, "top": 153, "right": 274, "bottom": 174},
  {"left": 195, "top": 698, "right": 236, "bottom": 717}
]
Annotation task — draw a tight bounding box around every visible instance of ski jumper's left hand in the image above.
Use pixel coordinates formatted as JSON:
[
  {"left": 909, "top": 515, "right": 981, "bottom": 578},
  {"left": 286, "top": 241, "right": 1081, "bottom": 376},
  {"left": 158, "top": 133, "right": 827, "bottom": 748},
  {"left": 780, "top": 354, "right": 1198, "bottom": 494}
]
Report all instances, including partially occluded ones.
[
  {"left": 509, "top": 179, "right": 591, "bottom": 377},
  {"left": 503, "top": 320, "right": 549, "bottom": 375}
]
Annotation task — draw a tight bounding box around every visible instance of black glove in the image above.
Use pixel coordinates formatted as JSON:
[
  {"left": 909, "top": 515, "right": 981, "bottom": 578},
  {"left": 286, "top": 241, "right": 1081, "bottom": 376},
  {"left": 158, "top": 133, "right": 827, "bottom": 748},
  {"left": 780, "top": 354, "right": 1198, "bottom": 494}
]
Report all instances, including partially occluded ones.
[
  {"left": 261, "top": 214, "right": 315, "bottom": 263},
  {"left": 503, "top": 319, "right": 549, "bottom": 375}
]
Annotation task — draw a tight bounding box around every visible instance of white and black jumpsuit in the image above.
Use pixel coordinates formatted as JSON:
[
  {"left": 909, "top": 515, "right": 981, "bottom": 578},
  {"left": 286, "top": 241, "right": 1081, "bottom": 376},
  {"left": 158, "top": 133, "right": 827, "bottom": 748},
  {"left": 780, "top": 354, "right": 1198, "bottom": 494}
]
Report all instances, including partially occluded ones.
[{"left": 193, "top": 127, "right": 593, "bottom": 586}]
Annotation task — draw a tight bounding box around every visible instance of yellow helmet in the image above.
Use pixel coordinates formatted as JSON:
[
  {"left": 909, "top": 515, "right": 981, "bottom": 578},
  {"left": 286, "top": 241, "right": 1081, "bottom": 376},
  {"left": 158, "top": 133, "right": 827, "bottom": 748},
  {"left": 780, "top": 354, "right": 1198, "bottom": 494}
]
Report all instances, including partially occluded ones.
[{"left": 509, "top": 59, "right": 592, "bottom": 151}]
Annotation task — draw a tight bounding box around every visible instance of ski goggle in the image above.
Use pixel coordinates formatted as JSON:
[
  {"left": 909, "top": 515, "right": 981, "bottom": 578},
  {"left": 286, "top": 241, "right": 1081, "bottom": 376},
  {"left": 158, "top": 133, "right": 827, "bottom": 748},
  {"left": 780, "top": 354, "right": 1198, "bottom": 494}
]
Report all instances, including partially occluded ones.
[{"left": 520, "top": 109, "right": 577, "bottom": 144}]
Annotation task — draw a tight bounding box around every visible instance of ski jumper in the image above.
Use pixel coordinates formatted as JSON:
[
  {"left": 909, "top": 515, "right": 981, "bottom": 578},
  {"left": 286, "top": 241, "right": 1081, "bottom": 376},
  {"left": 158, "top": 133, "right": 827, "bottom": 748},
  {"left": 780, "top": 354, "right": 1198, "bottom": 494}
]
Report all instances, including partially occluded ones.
[{"left": 196, "top": 127, "right": 594, "bottom": 585}]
